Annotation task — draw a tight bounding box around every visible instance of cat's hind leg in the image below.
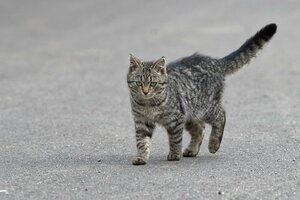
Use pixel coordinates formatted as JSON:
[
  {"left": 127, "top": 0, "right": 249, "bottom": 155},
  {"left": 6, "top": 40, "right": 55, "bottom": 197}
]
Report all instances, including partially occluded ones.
[
  {"left": 208, "top": 108, "right": 226, "bottom": 153},
  {"left": 183, "top": 119, "right": 205, "bottom": 157}
]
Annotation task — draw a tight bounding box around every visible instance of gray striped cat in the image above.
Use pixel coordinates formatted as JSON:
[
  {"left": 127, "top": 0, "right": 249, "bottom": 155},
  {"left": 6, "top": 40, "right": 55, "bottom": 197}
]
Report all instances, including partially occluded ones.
[{"left": 127, "top": 24, "right": 277, "bottom": 165}]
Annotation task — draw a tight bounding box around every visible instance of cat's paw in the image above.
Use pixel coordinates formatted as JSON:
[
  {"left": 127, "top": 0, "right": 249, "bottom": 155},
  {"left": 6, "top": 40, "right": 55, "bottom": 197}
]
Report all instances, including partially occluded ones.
[
  {"left": 208, "top": 139, "right": 220, "bottom": 154},
  {"left": 183, "top": 148, "right": 198, "bottom": 157},
  {"left": 132, "top": 156, "right": 147, "bottom": 165},
  {"left": 167, "top": 152, "right": 181, "bottom": 161}
]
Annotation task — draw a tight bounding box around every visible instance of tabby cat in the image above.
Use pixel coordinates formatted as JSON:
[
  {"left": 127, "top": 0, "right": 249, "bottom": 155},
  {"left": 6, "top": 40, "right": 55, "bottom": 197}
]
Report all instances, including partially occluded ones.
[{"left": 127, "top": 24, "right": 277, "bottom": 165}]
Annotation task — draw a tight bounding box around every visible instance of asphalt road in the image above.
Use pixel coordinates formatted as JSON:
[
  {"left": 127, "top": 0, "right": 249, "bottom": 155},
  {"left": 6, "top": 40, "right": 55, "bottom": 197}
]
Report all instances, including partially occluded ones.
[{"left": 0, "top": 0, "right": 299, "bottom": 199}]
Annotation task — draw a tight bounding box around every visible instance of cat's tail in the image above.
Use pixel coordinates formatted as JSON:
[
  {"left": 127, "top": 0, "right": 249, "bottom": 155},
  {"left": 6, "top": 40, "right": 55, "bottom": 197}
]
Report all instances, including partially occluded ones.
[{"left": 220, "top": 23, "right": 277, "bottom": 75}]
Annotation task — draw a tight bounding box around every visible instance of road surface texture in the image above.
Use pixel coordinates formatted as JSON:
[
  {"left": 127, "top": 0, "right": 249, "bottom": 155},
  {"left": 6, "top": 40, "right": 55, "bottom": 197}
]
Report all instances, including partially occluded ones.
[{"left": 0, "top": 0, "right": 299, "bottom": 199}]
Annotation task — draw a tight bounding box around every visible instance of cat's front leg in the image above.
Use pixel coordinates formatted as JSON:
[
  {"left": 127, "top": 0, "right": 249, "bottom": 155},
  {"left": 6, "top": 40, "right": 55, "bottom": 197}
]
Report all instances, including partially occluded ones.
[
  {"left": 132, "top": 119, "right": 155, "bottom": 165},
  {"left": 166, "top": 117, "right": 184, "bottom": 161}
]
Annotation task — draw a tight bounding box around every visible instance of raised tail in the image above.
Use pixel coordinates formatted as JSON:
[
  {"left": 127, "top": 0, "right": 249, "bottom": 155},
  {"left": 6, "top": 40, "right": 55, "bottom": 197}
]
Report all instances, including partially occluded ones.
[{"left": 221, "top": 23, "right": 277, "bottom": 75}]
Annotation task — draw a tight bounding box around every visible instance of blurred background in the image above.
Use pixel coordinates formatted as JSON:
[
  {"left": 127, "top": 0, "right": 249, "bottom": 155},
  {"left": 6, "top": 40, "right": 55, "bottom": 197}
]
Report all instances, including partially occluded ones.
[{"left": 0, "top": 0, "right": 299, "bottom": 199}]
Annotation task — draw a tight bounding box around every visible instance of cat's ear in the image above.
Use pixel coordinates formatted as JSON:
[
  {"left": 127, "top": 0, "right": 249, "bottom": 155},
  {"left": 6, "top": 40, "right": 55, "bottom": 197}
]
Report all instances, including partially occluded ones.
[
  {"left": 129, "top": 54, "right": 142, "bottom": 72},
  {"left": 152, "top": 56, "right": 166, "bottom": 75}
]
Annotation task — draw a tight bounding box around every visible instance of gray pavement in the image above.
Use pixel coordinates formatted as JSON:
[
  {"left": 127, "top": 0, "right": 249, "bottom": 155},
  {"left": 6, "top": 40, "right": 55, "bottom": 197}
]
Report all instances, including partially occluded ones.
[{"left": 0, "top": 0, "right": 299, "bottom": 199}]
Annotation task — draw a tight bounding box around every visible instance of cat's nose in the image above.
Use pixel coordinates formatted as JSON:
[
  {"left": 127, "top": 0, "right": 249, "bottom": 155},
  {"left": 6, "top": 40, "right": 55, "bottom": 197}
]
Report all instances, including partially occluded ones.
[
  {"left": 142, "top": 87, "right": 149, "bottom": 95},
  {"left": 143, "top": 90, "right": 149, "bottom": 95}
]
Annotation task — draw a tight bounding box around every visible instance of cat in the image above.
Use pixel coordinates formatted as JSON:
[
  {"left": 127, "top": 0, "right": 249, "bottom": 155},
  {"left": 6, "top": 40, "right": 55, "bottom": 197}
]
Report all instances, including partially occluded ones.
[{"left": 127, "top": 23, "right": 277, "bottom": 165}]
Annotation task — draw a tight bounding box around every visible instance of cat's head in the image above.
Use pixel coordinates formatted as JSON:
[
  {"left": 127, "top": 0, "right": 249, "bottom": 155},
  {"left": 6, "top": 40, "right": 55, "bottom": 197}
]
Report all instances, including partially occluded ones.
[{"left": 127, "top": 54, "right": 168, "bottom": 99}]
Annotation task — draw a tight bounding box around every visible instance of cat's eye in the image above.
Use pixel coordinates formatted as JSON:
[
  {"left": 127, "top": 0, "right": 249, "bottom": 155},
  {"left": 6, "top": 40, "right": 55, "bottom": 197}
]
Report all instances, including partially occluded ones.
[
  {"left": 136, "top": 82, "right": 142, "bottom": 86},
  {"left": 150, "top": 82, "right": 157, "bottom": 87}
]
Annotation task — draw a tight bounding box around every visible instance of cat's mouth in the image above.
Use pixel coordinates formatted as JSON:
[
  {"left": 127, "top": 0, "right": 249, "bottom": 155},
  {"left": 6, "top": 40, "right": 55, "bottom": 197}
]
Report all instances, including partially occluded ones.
[
  {"left": 139, "top": 90, "right": 153, "bottom": 98},
  {"left": 141, "top": 94, "right": 154, "bottom": 99}
]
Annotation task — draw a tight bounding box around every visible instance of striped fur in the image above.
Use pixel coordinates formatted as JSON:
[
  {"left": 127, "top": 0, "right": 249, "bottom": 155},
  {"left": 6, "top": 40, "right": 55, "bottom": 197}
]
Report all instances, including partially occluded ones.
[
  {"left": 127, "top": 24, "right": 277, "bottom": 165},
  {"left": 221, "top": 23, "right": 277, "bottom": 75}
]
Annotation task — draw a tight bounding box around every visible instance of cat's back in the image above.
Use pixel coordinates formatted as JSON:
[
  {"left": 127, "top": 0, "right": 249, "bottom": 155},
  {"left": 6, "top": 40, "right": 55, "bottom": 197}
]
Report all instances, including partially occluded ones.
[
  {"left": 167, "top": 53, "right": 221, "bottom": 73},
  {"left": 166, "top": 53, "right": 224, "bottom": 96}
]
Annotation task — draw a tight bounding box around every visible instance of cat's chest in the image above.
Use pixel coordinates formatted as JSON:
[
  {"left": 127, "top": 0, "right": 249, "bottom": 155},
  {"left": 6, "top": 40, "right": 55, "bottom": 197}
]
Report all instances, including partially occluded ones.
[{"left": 136, "top": 105, "right": 165, "bottom": 122}]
